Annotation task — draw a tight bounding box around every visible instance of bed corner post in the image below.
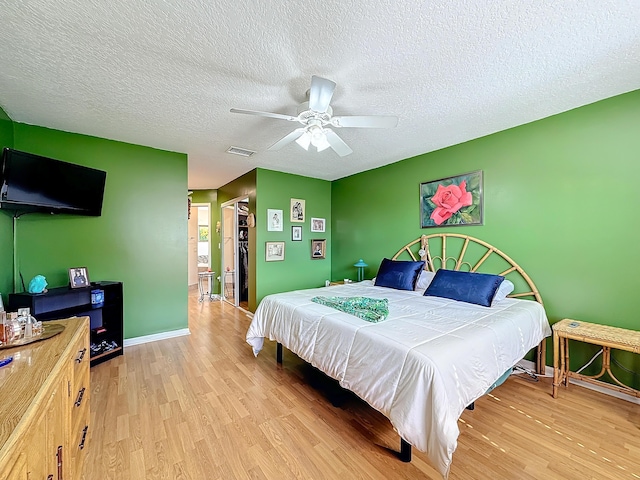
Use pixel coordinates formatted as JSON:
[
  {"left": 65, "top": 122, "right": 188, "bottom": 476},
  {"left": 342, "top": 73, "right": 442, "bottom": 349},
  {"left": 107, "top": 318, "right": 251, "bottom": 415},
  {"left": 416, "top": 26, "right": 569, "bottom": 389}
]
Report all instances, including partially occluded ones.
[
  {"left": 399, "top": 438, "right": 412, "bottom": 462},
  {"left": 276, "top": 342, "right": 283, "bottom": 365},
  {"left": 537, "top": 339, "right": 547, "bottom": 375}
]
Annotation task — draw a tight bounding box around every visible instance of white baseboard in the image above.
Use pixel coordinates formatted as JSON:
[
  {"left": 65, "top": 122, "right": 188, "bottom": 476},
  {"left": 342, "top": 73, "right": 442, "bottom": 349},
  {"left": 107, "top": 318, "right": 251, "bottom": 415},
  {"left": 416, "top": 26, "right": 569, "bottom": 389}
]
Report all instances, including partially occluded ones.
[
  {"left": 123, "top": 328, "right": 191, "bottom": 347},
  {"left": 517, "top": 359, "right": 640, "bottom": 405}
]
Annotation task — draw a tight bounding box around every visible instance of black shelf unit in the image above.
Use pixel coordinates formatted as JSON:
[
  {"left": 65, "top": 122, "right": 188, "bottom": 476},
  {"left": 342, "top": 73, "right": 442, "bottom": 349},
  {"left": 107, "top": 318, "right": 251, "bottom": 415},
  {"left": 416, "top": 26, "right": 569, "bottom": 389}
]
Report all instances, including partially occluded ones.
[{"left": 9, "top": 281, "right": 124, "bottom": 367}]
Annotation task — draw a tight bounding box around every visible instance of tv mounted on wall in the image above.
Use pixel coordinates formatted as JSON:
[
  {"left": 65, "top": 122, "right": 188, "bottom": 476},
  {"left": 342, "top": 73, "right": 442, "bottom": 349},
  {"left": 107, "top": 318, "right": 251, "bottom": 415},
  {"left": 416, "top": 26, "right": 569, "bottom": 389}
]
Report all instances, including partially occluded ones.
[{"left": 0, "top": 148, "right": 107, "bottom": 216}]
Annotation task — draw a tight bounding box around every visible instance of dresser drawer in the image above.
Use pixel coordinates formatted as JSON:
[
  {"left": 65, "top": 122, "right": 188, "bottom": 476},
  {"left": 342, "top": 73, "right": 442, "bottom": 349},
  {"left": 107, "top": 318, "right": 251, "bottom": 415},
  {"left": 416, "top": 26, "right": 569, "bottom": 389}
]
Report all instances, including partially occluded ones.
[
  {"left": 72, "top": 406, "right": 90, "bottom": 453},
  {"left": 69, "top": 319, "right": 90, "bottom": 404},
  {"left": 70, "top": 396, "right": 90, "bottom": 479},
  {"left": 68, "top": 317, "right": 90, "bottom": 480}
]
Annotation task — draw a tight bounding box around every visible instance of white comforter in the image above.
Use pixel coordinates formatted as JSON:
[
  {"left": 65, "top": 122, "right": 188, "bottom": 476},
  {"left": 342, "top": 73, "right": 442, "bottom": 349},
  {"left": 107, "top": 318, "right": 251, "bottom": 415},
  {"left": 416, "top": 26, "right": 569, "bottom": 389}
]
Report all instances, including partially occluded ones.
[{"left": 246, "top": 281, "right": 551, "bottom": 477}]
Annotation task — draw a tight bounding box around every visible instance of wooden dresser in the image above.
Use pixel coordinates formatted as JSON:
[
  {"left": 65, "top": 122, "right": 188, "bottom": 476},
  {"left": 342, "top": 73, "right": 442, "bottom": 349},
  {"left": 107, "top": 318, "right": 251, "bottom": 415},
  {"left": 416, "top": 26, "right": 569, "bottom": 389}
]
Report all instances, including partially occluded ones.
[{"left": 0, "top": 317, "right": 90, "bottom": 480}]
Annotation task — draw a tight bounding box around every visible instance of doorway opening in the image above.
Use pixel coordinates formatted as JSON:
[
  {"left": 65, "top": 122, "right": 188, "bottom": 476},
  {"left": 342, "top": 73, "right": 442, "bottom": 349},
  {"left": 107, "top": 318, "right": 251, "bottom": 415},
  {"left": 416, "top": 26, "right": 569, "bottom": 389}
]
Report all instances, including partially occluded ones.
[
  {"left": 221, "top": 196, "right": 249, "bottom": 309},
  {"left": 188, "top": 203, "right": 212, "bottom": 293}
]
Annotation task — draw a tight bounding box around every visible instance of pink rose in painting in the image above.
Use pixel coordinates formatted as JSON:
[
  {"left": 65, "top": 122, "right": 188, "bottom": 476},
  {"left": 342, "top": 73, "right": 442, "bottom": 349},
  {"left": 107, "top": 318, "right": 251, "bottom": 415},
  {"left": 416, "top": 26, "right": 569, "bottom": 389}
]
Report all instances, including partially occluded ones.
[{"left": 430, "top": 180, "right": 473, "bottom": 225}]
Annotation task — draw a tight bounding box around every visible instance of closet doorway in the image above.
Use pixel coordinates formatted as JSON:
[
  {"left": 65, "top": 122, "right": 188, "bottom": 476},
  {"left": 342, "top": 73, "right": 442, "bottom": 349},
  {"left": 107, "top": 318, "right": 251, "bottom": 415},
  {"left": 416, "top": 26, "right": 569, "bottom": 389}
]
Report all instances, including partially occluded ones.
[{"left": 221, "top": 197, "right": 249, "bottom": 309}]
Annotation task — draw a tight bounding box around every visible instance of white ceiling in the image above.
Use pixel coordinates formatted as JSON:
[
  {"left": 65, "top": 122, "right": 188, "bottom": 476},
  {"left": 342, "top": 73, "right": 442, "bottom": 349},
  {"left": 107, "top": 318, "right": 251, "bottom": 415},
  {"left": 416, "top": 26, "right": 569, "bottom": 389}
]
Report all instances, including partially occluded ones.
[{"left": 1, "top": 1, "right": 639, "bottom": 189}]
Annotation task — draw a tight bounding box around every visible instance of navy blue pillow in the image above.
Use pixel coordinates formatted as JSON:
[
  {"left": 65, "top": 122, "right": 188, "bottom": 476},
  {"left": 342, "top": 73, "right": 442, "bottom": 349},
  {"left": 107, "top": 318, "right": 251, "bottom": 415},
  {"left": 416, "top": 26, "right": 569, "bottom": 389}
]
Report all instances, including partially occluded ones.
[
  {"left": 374, "top": 258, "right": 425, "bottom": 291},
  {"left": 424, "top": 269, "right": 505, "bottom": 307}
]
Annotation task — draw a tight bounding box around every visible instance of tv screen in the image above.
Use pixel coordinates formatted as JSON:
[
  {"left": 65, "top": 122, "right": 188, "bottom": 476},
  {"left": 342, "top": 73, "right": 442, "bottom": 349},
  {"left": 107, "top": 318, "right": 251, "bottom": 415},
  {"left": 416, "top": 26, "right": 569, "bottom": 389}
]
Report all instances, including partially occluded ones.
[{"left": 0, "top": 148, "right": 107, "bottom": 216}]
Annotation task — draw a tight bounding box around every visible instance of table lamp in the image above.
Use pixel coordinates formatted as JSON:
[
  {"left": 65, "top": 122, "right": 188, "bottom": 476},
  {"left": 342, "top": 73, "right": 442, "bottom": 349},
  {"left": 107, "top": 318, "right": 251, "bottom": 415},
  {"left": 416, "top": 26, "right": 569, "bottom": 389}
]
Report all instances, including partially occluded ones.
[{"left": 354, "top": 259, "right": 368, "bottom": 282}]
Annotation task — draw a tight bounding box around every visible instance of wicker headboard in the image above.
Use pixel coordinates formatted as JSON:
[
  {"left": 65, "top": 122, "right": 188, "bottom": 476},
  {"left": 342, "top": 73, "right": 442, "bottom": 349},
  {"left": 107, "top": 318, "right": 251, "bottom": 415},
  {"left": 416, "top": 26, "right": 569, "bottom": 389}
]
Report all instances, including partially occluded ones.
[
  {"left": 392, "top": 234, "right": 546, "bottom": 373},
  {"left": 392, "top": 233, "right": 542, "bottom": 304}
]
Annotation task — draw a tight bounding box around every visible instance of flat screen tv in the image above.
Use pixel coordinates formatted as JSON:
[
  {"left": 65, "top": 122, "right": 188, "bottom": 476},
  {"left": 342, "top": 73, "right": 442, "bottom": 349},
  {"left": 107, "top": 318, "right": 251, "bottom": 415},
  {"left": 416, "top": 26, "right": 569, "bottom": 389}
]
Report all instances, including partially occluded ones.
[{"left": 0, "top": 148, "right": 107, "bottom": 216}]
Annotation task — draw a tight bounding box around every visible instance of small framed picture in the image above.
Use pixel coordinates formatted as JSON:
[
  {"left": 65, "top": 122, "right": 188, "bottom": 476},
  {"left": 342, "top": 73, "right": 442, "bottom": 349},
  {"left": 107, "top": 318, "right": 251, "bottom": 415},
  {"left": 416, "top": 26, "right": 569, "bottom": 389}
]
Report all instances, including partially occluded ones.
[
  {"left": 292, "top": 225, "right": 302, "bottom": 241},
  {"left": 290, "top": 198, "right": 305, "bottom": 222},
  {"left": 311, "top": 239, "right": 326, "bottom": 259},
  {"left": 267, "top": 209, "right": 283, "bottom": 231},
  {"left": 265, "top": 241, "right": 285, "bottom": 262},
  {"left": 310, "top": 217, "right": 325, "bottom": 232},
  {"left": 69, "top": 267, "right": 90, "bottom": 289}
]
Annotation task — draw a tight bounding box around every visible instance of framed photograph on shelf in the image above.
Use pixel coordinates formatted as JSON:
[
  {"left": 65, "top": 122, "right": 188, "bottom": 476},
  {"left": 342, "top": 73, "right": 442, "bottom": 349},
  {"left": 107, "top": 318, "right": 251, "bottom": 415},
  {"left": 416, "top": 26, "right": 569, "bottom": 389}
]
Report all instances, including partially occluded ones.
[
  {"left": 310, "top": 217, "right": 325, "bottom": 232},
  {"left": 291, "top": 225, "right": 302, "bottom": 241},
  {"left": 265, "top": 241, "right": 285, "bottom": 262},
  {"left": 420, "top": 170, "right": 483, "bottom": 228},
  {"left": 290, "top": 198, "right": 305, "bottom": 222},
  {"left": 69, "top": 267, "right": 90, "bottom": 289},
  {"left": 267, "top": 209, "right": 283, "bottom": 231},
  {"left": 311, "top": 239, "right": 326, "bottom": 259}
]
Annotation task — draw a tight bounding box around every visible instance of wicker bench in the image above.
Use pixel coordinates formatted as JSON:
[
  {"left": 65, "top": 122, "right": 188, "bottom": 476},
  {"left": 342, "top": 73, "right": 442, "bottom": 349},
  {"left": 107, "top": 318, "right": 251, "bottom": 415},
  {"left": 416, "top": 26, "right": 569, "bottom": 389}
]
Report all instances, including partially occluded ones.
[{"left": 552, "top": 319, "right": 640, "bottom": 398}]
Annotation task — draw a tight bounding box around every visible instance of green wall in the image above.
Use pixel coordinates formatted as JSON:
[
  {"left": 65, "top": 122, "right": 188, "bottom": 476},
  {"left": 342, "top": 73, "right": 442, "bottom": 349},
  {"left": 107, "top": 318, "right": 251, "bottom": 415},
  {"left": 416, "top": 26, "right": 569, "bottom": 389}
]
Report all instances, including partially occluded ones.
[
  {"left": 218, "top": 169, "right": 257, "bottom": 310},
  {"left": 191, "top": 189, "right": 220, "bottom": 294},
  {"left": 215, "top": 169, "right": 331, "bottom": 310},
  {"left": 11, "top": 124, "right": 188, "bottom": 339},
  {"left": 332, "top": 89, "right": 640, "bottom": 383},
  {"left": 0, "top": 105, "right": 14, "bottom": 305},
  {"left": 256, "top": 168, "right": 331, "bottom": 304}
]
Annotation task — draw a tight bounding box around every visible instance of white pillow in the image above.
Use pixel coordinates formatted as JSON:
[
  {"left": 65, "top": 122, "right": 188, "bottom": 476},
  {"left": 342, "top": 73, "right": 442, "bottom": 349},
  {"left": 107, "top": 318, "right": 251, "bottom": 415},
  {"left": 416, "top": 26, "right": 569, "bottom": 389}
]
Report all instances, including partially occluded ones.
[
  {"left": 415, "top": 270, "right": 436, "bottom": 290},
  {"left": 492, "top": 279, "right": 515, "bottom": 305}
]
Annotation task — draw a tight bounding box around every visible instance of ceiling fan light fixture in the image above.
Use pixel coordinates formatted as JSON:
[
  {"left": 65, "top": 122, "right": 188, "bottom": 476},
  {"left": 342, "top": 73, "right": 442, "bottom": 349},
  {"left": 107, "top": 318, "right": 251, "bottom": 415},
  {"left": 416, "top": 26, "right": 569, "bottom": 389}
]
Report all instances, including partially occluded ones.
[
  {"left": 309, "top": 125, "right": 326, "bottom": 148},
  {"left": 295, "top": 132, "right": 311, "bottom": 150},
  {"left": 315, "top": 131, "right": 331, "bottom": 152}
]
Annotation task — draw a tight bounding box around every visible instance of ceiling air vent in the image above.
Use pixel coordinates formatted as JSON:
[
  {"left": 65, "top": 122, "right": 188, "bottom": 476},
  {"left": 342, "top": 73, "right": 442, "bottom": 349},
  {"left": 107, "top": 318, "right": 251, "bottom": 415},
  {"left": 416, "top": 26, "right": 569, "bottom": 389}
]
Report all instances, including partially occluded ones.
[{"left": 226, "top": 146, "right": 256, "bottom": 157}]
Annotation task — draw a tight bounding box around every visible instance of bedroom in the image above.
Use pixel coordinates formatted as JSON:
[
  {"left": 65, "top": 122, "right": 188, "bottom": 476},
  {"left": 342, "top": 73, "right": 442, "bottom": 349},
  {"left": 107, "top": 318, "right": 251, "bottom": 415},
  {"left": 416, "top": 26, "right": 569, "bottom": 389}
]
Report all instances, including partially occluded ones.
[{"left": 0, "top": 1, "right": 639, "bottom": 479}]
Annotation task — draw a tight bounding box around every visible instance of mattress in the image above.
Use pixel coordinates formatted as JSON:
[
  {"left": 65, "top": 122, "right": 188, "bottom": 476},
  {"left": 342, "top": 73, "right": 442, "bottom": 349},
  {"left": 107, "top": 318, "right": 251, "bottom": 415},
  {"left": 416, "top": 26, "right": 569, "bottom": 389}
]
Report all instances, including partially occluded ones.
[{"left": 246, "top": 280, "right": 551, "bottom": 477}]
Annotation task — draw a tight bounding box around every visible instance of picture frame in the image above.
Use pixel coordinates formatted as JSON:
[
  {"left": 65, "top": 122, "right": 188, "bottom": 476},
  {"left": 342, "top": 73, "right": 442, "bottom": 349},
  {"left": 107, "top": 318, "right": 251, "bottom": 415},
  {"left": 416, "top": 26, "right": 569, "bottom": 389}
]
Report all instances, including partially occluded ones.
[
  {"left": 267, "top": 209, "right": 283, "bottom": 231},
  {"left": 69, "top": 267, "right": 90, "bottom": 289},
  {"left": 310, "top": 217, "right": 325, "bottom": 232},
  {"left": 420, "top": 170, "right": 483, "bottom": 228},
  {"left": 290, "top": 198, "right": 305, "bottom": 222},
  {"left": 265, "top": 241, "right": 285, "bottom": 262},
  {"left": 311, "top": 239, "right": 326, "bottom": 259},
  {"left": 291, "top": 225, "right": 302, "bottom": 241}
]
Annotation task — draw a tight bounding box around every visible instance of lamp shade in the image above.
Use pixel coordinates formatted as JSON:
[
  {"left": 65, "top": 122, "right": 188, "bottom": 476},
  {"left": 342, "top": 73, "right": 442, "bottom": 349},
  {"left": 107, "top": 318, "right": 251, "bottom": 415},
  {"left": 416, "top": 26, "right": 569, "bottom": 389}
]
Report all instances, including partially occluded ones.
[{"left": 354, "top": 259, "right": 368, "bottom": 282}]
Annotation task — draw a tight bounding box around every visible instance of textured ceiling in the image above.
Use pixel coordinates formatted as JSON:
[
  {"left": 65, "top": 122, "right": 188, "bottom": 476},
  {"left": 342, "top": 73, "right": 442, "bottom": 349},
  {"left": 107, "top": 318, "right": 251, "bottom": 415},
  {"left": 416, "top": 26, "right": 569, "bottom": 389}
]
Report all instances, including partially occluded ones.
[{"left": 1, "top": 1, "right": 639, "bottom": 189}]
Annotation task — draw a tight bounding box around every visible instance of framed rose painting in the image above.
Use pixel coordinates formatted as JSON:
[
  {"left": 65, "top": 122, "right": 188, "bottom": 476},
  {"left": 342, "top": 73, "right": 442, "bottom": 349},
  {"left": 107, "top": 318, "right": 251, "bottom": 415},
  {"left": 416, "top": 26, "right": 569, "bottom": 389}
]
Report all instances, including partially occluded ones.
[{"left": 420, "top": 170, "right": 483, "bottom": 228}]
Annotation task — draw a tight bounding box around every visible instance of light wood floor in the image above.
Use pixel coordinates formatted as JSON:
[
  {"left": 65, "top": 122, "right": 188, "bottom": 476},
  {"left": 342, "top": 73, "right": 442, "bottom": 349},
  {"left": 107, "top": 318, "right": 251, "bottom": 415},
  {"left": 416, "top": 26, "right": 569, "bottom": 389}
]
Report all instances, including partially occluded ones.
[{"left": 82, "top": 294, "right": 640, "bottom": 479}]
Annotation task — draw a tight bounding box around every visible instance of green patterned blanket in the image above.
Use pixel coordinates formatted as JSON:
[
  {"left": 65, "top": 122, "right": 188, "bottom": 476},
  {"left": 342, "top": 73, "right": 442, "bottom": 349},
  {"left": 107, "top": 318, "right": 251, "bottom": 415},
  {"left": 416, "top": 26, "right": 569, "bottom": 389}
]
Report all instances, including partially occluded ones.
[{"left": 310, "top": 296, "right": 389, "bottom": 323}]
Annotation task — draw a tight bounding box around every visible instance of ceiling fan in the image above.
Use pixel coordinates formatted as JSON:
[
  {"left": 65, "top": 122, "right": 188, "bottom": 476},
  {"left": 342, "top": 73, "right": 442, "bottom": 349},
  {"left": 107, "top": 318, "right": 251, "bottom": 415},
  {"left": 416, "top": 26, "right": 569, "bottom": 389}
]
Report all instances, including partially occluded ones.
[{"left": 230, "top": 76, "right": 398, "bottom": 157}]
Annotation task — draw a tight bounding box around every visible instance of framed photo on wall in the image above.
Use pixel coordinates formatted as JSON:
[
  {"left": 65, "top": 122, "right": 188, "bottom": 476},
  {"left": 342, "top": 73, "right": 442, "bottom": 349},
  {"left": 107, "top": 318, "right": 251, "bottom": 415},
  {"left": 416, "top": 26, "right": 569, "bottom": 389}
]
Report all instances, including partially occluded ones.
[
  {"left": 265, "top": 241, "right": 285, "bottom": 261},
  {"left": 420, "top": 170, "right": 483, "bottom": 228},
  {"left": 69, "top": 267, "right": 90, "bottom": 289},
  {"left": 311, "top": 239, "right": 326, "bottom": 259},
  {"left": 292, "top": 225, "right": 302, "bottom": 241},
  {"left": 267, "top": 209, "right": 283, "bottom": 231},
  {"left": 310, "top": 217, "right": 325, "bottom": 232},
  {"left": 290, "top": 198, "right": 305, "bottom": 222}
]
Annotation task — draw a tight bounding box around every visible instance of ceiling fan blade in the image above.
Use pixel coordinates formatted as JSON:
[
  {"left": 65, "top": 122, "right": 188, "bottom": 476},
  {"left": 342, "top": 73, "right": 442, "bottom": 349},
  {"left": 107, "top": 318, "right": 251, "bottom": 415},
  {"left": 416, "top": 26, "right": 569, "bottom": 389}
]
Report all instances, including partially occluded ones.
[
  {"left": 230, "top": 108, "right": 297, "bottom": 122},
  {"left": 267, "top": 128, "right": 306, "bottom": 151},
  {"left": 324, "top": 129, "right": 353, "bottom": 157},
  {"left": 331, "top": 115, "right": 398, "bottom": 128},
  {"left": 308, "top": 76, "right": 336, "bottom": 113}
]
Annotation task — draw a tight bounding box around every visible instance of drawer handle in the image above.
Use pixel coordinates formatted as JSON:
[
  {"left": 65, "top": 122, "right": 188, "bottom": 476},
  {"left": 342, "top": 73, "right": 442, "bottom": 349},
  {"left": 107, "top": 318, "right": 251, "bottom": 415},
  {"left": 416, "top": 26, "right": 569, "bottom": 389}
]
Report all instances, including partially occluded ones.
[
  {"left": 74, "top": 387, "right": 86, "bottom": 407},
  {"left": 75, "top": 348, "right": 87, "bottom": 363},
  {"left": 47, "top": 476, "right": 53, "bottom": 480},
  {"left": 79, "top": 425, "right": 89, "bottom": 450},
  {"left": 57, "top": 445, "right": 63, "bottom": 479}
]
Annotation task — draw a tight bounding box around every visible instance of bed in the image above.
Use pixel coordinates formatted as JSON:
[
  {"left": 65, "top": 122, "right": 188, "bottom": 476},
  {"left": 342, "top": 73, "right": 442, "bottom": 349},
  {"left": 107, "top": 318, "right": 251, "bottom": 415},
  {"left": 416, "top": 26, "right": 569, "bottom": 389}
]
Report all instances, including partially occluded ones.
[{"left": 246, "top": 234, "right": 551, "bottom": 477}]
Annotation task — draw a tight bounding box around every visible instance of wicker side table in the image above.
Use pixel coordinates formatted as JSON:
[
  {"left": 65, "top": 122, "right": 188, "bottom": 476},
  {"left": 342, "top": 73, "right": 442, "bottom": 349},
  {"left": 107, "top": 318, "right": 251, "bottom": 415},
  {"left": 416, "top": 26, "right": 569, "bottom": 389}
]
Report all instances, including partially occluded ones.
[{"left": 552, "top": 319, "right": 640, "bottom": 398}]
